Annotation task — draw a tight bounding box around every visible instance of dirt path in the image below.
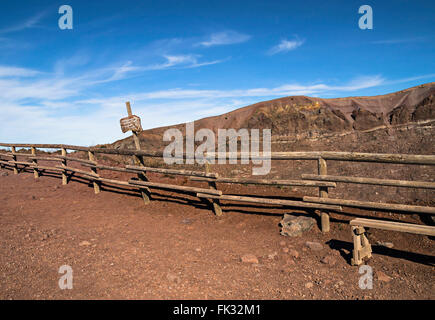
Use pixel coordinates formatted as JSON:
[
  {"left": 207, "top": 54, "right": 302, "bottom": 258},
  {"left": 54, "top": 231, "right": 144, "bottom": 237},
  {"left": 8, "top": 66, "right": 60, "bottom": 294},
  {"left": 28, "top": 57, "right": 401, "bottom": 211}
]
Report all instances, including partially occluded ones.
[{"left": 0, "top": 167, "right": 433, "bottom": 299}]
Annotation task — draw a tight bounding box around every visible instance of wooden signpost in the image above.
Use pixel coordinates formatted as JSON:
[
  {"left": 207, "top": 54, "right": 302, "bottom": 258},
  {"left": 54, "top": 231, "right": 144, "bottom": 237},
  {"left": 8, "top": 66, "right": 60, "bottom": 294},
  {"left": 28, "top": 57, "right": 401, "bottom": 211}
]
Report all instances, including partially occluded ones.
[{"left": 122, "top": 102, "right": 151, "bottom": 204}]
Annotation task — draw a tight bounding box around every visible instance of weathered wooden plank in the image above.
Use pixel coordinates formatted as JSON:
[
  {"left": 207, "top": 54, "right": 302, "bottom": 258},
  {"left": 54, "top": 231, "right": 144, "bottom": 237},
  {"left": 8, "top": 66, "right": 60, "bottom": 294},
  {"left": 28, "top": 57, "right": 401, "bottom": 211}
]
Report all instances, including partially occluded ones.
[
  {"left": 97, "top": 177, "right": 151, "bottom": 192},
  {"left": 81, "top": 163, "right": 139, "bottom": 174},
  {"left": 129, "top": 179, "right": 222, "bottom": 195},
  {"left": 0, "top": 160, "right": 14, "bottom": 166},
  {"left": 303, "top": 196, "right": 435, "bottom": 215},
  {"left": 196, "top": 193, "right": 342, "bottom": 211},
  {"left": 54, "top": 165, "right": 99, "bottom": 178},
  {"left": 4, "top": 160, "right": 32, "bottom": 166},
  {"left": 190, "top": 176, "right": 336, "bottom": 187},
  {"left": 127, "top": 165, "right": 219, "bottom": 178},
  {"left": 6, "top": 152, "right": 33, "bottom": 157},
  {"left": 302, "top": 174, "right": 435, "bottom": 189},
  {"left": 28, "top": 156, "right": 62, "bottom": 162},
  {"left": 56, "top": 155, "right": 97, "bottom": 165},
  {"left": 29, "top": 164, "right": 63, "bottom": 172},
  {"left": 0, "top": 154, "right": 15, "bottom": 158},
  {"left": 1, "top": 143, "right": 434, "bottom": 165},
  {"left": 351, "top": 218, "right": 435, "bottom": 236}
]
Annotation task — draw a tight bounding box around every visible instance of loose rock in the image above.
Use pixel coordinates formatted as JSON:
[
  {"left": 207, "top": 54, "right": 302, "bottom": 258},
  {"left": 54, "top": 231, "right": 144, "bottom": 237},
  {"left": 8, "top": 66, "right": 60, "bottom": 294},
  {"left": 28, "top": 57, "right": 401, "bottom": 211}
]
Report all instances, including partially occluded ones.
[
  {"left": 267, "top": 252, "right": 278, "bottom": 260},
  {"left": 241, "top": 254, "right": 259, "bottom": 264},
  {"left": 181, "top": 218, "right": 193, "bottom": 225},
  {"left": 289, "top": 249, "right": 300, "bottom": 259},
  {"left": 320, "top": 255, "right": 336, "bottom": 266},
  {"left": 305, "top": 282, "right": 314, "bottom": 289},
  {"left": 167, "top": 273, "right": 180, "bottom": 283},
  {"left": 280, "top": 214, "right": 316, "bottom": 237},
  {"left": 377, "top": 271, "right": 392, "bottom": 282},
  {"left": 305, "top": 241, "right": 323, "bottom": 251},
  {"left": 376, "top": 241, "right": 394, "bottom": 249}
]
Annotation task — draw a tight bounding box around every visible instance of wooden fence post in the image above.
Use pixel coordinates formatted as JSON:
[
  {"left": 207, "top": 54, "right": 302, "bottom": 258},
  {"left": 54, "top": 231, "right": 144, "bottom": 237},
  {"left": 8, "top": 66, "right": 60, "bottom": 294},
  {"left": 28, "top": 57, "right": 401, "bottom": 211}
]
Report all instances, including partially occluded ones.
[
  {"left": 318, "top": 157, "right": 330, "bottom": 233},
  {"left": 31, "top": 147, "right": 39, "bottom": 178},
  {"left": 88, "top": 151, "right": 100, "bottom": 194},
  {"left": 205, "top": 162, "right": 222, "bottom": 216},
  {"left": 11, "top": 146, "right": 18, "bottom": 174},
  {"left": 126, "top": 101, "right": 151, "bottom": 205},
  {"left": 61, "top": 148, "right": 67, "bottom": 185}
]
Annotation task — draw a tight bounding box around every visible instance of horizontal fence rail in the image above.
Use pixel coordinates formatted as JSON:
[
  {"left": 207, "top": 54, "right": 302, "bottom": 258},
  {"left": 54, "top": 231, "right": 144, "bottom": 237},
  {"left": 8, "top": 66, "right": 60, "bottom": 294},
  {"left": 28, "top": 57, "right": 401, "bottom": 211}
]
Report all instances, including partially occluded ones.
[
  {"left": 1, "top": 143, "right": 435, "bottom": 164},
  {"left": 1, "top": 142, "right": 434, "bottom": 240}
]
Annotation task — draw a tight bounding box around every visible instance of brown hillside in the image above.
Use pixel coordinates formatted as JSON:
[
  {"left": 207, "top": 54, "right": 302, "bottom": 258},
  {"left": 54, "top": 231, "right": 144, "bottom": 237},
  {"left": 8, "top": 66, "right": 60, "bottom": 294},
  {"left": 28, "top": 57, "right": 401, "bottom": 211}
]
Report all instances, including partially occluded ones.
[{"left": 111, "top": 82, "right": 435, "bottom": 153}]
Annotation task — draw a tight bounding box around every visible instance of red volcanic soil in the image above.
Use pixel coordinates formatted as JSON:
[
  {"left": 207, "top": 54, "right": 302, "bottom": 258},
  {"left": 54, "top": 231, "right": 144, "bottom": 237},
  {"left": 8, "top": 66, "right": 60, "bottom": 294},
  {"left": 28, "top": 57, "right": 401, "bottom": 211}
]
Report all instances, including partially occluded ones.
[{"left": 0, "top": 163, "right": 434, "bottom": 300}]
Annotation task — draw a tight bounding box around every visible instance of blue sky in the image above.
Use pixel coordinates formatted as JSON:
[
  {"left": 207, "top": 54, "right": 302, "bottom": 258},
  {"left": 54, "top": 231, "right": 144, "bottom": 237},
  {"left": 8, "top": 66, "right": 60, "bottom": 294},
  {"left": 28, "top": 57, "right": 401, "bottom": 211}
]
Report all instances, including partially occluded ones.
[{"left": 0, "top": 0, "right": 434, "bottom": 145}]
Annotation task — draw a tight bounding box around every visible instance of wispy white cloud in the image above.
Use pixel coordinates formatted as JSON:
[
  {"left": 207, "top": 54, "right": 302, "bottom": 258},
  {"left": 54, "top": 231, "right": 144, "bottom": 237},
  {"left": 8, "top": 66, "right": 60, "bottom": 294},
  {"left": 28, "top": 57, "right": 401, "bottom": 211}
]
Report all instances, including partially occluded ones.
[
  {"left": 144, "top": 54, "right": 224, "bottom": 70},
  {"left": 198, "top": 31, "right": 251, "bottom": 47},
  {"left": 0, "top": 65, "right": 41, "bottom": 77},
  {"left": 0, "top": 11, "right": 48, "bottom": 34},
  {"left": 0, "top": 54, "right": 224, "bottom": 103},
  {"left": 268, "top": 38, "right": 304, "bottom": 55},
  {"left": 75, "top": 75, "right": 389, "bottom": 109},
  {"left": 1, "top": 57, "right": 433, "bottom": 146}
]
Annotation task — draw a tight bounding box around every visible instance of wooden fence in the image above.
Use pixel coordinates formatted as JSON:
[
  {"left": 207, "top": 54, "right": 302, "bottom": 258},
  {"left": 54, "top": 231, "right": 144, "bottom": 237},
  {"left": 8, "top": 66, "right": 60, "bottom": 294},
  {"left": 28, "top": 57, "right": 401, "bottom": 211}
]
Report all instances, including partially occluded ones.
[{"left": 1, "top": 142, "right": 435, "bottom": 235}]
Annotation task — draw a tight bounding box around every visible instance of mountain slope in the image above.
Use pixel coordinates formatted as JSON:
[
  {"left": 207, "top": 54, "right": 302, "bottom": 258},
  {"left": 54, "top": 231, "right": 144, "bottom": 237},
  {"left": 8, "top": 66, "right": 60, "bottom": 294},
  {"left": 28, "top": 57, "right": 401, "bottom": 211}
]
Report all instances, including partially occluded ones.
[{"left": 111, "top": 82, "right": 435, "bottom": 153}]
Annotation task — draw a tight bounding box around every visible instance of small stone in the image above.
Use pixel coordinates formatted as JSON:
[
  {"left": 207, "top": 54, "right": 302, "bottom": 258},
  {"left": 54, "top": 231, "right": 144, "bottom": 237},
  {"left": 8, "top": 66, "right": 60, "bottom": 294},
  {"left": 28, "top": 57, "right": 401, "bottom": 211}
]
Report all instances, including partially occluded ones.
[
  {"left": 320, "top": 255, "right": 336, "bottom": 266},
  {"left": 305, "top": 282, "right": 314, "bottom": 289},
  {"left": 241, "top": 254, "right": 259, "bottom": 264},
  {"left": 305, "top": 241, "right": 323, "bottom": 251},
  {"left": 268, "top": 252, "right": 278, "bottom": 260},
  {"left": 0, "top": 171, "right": 8, "bottom": 176},
  {"left": 166, "top": 273, "right": 180, "bottom": 283},
  {"left": 376, "top": 241, "right": 394, "bottom": 249},
  {"left": 195, "top": 248, "right": 201, "bottom": 252},
  {"left": 377, "top": 271, "right": 392, "bottom": 282},
  {"left": 79, "top": 241, "right": 91, "bottom": 246},
  {"left": 279, "top": 240, "right": 286, "bottom": 246},
  {"left": 289, "top": 249, "right": 299, "bottom": 259},
  {"left": 181, "top": 218, "right": 193, "bottom": 225},
  {"left": 341, "top": 249, "right": 350, "bottom": 255},
  {"left": 282, "top": 247, "right": 289, "bottom": 253}
]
